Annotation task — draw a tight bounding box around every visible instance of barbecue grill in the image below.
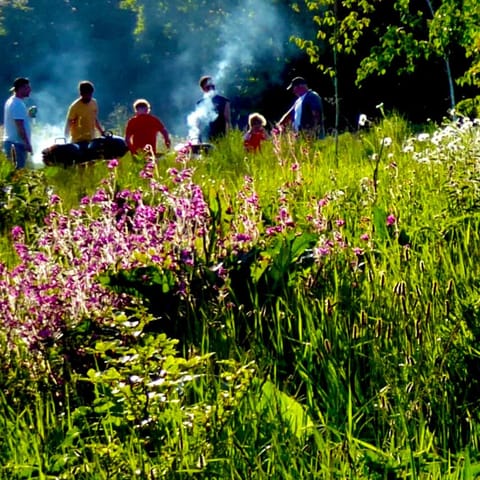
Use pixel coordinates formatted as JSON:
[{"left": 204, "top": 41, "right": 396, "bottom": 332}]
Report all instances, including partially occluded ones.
[{"left": 42, "top": 132, "right": 128, "bottom": 167}]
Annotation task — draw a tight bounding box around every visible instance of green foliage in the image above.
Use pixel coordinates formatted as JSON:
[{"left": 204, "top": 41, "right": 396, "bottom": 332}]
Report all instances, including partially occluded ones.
[
  {"left": 293, "top": 0, "right": 377, "bottom": 62},
  {"left": 292, "top": 0, "right": 479, "bottom": 114},
  {"left": 0, "top": 165, "right": 51, "bottom": 240},
  {"left": 3, "top": 116, "right": 480, "bottom": 477},
  {"left": 456, "top": 96, "right": 480, "bottom": 118}
]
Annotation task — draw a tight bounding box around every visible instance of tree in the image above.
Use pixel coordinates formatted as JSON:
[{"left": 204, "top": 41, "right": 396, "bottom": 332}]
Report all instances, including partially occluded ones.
[
  {"left": 291, "top": 0, "right": 479, "bottom": 127},
  {"left": 0, "top": 0, "right": 31, "bottom": 35},
  {"left": 356, "top": 0, "right": 480, "bottom": 113}
]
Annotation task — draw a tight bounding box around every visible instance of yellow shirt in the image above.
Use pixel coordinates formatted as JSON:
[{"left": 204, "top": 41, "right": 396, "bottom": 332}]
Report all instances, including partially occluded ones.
[{"left": 66, "top": 98, "right": 99, "bottom": 142}]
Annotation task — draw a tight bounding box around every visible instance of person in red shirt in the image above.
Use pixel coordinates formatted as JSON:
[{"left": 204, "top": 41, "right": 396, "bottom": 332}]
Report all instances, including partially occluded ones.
[
  {"left": 243, "top": 112, "right": 269, "bottom": 153},
  {"left": 125, "top": 99, "right": 171, "bottom": 155}
]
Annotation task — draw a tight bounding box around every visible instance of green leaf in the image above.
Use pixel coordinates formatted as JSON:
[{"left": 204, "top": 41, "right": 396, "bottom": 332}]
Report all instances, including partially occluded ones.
[
  {"left": 257, "top": 379, "right": 314, "bottom": 439},
  {"left": 373, "top": 206, "right": 389, "bottom": 242}
]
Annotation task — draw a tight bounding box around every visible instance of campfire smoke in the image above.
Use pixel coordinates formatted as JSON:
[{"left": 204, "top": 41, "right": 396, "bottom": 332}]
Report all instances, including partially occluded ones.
[
  {"left": 7, "top": 0, "right": 303, "bottom": 147},
  {"left": 186, "top": 90, "right": 218, "bottom": 143},
  {"left": 31, "top": 123, "right": 65, "bottom": 168}
]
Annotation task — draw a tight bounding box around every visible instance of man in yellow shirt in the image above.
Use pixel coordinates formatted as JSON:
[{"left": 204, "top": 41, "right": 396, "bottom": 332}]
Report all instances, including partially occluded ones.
[{"left": 65, "top": 80, "right": 104, "bottom": 143}]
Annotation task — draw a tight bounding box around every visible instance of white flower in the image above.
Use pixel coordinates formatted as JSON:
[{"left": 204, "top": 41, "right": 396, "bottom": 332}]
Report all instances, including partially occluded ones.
[
  {"left": 460, "top": 117, "right": 473, "bottom": 130},
  {"left": 358, "top": 113, "right": 368, "bottom": 127},
  {"left": 417, "top": 133, "right": 430, "bottom": 142},
  {"left": 331, "top": 189, "right": 345, "bottom": 200},
  {"left": 382, "top": 136, "right": 392, "bottom": 147}
]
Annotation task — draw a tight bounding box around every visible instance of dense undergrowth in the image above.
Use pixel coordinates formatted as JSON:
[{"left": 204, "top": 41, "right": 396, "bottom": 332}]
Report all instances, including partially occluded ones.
[{"left": 1, "top": 114, "right": 480, "bottom": 478}]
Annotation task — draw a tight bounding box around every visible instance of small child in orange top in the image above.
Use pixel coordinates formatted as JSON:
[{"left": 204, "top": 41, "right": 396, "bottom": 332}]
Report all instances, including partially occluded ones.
[{"left": 243, "top": 112, "right": 268, "bottom": 153}]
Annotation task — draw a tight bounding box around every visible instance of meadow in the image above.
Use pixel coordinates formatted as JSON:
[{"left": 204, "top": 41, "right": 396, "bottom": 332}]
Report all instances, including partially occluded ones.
[{"left": 1, "top": 112, "right": 480, "bottom": 479}]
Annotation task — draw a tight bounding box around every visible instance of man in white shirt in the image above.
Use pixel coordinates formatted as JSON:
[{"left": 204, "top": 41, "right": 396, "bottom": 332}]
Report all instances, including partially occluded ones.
[
  {"left": 3, "top": 77, "right": 33, "bottom": 169},
  {"left": 278, "top": 76, "right": 325, "bottom": 140}
]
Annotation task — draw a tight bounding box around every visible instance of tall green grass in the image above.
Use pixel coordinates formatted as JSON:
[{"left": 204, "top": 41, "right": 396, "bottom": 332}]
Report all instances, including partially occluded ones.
[{"left": 1, "top": 114, "right": 480, "bottom": 478}]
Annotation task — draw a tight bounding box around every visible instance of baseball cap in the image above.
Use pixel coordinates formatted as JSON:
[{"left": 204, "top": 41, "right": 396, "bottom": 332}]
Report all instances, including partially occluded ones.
[
  {"left": 287, "top": 76, "right": 307, "bottom": 90},
  {"left": 199, "top": 75, "right": 214, "bottom": 89},
  {"left": 10, "top": 77, "right": 30, "bottom": 92}
]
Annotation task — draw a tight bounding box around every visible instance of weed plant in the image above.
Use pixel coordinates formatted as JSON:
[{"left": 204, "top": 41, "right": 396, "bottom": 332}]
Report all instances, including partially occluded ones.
[{"left": 1, "top": 113, "right": 480, "bottom": 478}]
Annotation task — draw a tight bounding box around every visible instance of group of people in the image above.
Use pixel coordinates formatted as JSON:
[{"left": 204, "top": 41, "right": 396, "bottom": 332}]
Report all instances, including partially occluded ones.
[
  {"left": 1, "top": 77, "right": 170, "bottom": 168},
  {"left": 193, "top": 74, "right": 325, "bottom": 153},
  {"left": 2, "top": 74, "right": 325, "bottom": 169},
  {"left": 1, "top": 78, "right": 107, "bottom": 169}
]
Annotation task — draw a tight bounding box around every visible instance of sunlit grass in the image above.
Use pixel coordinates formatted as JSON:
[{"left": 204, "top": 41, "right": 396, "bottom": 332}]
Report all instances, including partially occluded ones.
[{"left": 1, "top": 114, "right": 480, "bottom": 478}]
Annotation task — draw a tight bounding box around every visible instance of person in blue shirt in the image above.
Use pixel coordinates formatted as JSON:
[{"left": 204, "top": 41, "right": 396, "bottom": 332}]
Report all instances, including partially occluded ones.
[{"left": 278, "top": 76, "right": 325, "bottom": 140}]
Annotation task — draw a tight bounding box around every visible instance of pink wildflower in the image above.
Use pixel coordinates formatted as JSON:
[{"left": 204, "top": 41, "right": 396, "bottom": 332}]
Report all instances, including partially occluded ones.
[
  {"left": 386, "top": 214, "right": 396, "bottom": 226},
  {"left": 49, "top": 194, "right": 61, "bottom": 205},
  {"left": 11, "top": 226, "right": 24, "bottom": 241}
]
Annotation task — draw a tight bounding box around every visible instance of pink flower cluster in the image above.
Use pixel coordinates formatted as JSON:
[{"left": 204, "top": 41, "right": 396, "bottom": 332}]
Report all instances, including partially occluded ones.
[
  {"left": 0, "top": 155, "right": 385, "bottom": 351},
  {"left": 0, "top": 162, "right": 211, "bottom": 348}
]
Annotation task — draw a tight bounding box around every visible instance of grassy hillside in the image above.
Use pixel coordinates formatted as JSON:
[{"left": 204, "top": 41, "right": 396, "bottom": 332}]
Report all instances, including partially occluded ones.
[{"left": 1, "top": 114, "right": 480, "bottom": 479}]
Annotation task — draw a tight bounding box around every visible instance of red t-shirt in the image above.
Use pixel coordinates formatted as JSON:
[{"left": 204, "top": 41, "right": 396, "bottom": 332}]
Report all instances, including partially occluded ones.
[
  {"left": 125, "top": 113, "right": 168, "bottom": 154},
  {"left": 243, "top": 129, "right": 268, "bottom": 152}
]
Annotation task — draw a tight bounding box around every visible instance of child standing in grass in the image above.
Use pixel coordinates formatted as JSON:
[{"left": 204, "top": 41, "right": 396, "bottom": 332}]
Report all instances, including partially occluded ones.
[
  {"left": 243, "top": 112, "right": 269, "bottom": 153},
  {"left": 125, "top": 98, "right": 171, "bottom": 155}
]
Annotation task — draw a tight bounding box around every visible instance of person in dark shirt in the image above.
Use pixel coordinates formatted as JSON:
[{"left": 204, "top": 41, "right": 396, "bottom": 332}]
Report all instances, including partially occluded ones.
[
  {"left": 194, "top": 75, "right": 231, "bottom": 143},
  {"left": 278, "top": 76, "right": 325, "bottom": 140}
]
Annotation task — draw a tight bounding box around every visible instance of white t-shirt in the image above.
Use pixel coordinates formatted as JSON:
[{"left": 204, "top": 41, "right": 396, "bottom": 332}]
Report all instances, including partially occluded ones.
[
  {"left": 3, "top": 95, "right": 31, "bottom": 143},
  {"left": 293, "top": 92, "right": 307, "bottom": 132}
]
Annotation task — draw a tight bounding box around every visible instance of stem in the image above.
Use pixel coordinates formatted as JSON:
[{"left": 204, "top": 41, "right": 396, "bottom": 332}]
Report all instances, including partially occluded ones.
[
  {"left": 333, "top": 0, "right": 340, "bottom": 167},
  {"left": 424, "top": 0, "right": 456, "bottom": 111}
]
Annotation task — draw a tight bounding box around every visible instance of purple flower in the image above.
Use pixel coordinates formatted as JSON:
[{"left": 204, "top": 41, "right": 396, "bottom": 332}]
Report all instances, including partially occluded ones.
[
  {"left": 234, "top": 233, "right": 252, "bottom": 242},
  {"left": 386, "top": 214, "right": 396, "bottom": 226},
  {"left": 315, "top": 246, "right": 331, "bottom": 257},
  {"left": 91, "top": 189, "right": 108, "bottom": 203},
  {"left": 49, "top": 194, "right": 61, "bottom": 205},
  {"left": 11, "top": 226, "right": 24, "bottom": 241}
]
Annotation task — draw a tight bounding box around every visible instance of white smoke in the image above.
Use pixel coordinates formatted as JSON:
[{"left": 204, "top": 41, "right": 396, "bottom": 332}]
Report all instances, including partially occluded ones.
[
  {"left": 30, "top": 123, "right": 66, "bottom": 168},
  {"left": 212, "top": 0, "right": 289, "bottom": 85},
  {"left": 182, "top": 0, "right": 294, "bottom": 137},
  {"left": 186, "top": 90, "right": 218, "bottom": 142}
]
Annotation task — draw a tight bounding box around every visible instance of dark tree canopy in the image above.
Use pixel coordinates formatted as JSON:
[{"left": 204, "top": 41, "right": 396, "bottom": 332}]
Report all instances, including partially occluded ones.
[{"left": 0, "top": 0, "right": 478, "bottom": 137}]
